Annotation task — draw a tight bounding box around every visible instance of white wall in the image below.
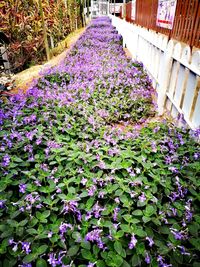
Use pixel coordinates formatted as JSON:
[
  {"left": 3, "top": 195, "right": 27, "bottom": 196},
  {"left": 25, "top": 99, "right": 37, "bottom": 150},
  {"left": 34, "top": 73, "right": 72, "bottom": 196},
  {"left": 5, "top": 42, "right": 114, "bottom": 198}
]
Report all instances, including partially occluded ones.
[{"left": 110, "top": 15, "right": 200, "bottom": 130}]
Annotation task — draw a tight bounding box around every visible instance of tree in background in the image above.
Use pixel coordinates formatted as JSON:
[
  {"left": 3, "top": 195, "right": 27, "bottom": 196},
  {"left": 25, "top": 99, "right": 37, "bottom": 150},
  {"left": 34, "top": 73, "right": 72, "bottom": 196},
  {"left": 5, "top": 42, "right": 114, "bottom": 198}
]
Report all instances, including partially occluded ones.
[{"left": 0, "top": 0, "right": 84, "bottom": 72}]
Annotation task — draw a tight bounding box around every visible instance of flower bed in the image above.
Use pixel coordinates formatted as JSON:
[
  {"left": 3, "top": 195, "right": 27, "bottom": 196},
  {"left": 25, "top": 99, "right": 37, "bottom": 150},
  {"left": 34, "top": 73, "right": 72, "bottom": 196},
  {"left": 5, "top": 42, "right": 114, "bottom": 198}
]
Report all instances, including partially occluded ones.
[{"left": 0, "top": 17, "right": 200, "bottom": 267}]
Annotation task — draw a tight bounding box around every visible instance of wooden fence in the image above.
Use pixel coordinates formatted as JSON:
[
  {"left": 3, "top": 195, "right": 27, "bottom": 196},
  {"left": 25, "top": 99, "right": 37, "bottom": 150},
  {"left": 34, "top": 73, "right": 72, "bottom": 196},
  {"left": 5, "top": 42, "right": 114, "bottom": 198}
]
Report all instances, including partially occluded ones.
[
  {"left": 124, "top": 0, "right": 200, "bottom": 48},
  {"left": 110, "top": 15, "right": 200, "bottom": 129}
]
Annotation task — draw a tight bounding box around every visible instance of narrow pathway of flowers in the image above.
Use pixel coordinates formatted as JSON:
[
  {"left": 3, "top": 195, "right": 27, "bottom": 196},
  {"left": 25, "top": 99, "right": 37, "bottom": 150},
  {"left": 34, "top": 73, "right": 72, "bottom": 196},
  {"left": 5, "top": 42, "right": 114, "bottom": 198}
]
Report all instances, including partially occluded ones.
[{"left": 0, "top": 17, "right": 200, "bottom": 267}]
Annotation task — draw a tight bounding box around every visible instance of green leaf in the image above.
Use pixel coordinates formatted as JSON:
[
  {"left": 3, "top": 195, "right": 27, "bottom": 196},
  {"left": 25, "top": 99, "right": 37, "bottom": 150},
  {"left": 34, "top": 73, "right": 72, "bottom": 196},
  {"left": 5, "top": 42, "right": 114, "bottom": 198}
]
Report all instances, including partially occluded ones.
[
  {"left": 67, "top": 245, "right": 79, "bottom": 256},
  {"left": 189, "top": 223, "right": 199, "bottom": 237},
  {"left": 23, "top": 253, "right": 38, "bottom": 263},
  {"left": 41, "top": 210, "right": 50, "bottom": 219},
  {"left": 132, "top": 210, "right": 143, "bottom": 216},
  {"left": 3, "top": 258, "right": 17, "bottom": 267},
  {"left": 135, "top": 229, "right": 146, "bottom": 237},
  {"left": 136, "top": 242, "right": 145, "bottom": 255},
  {"left": 81, "top": 241, "right": 91, "bottom": 250},
  {"left": 120, "top": 224, "right": 131, "bottom": 233},
  {"left": 122, "top": 260, "right": 131, "bottom": 267},
  {"left": 93, "top": 245, "right": 100, "bottom": 256},
  {"left": 86, "top": 197, "right": 95, "bottom": 209},
  {"left": 26, "top": 228, "right": 38, "bottom": 235},
  {"left": 81, "top": 249, "right": 93, "bottom": 260},
  {"left": 142, "top": 216, "right": 151, "bottom": 223},
  {"left": 131, "top": 254, "right": 141, "bottom": 266},
  {"left": 36, "top": 259, "right": 47, "bottom": 267},
  {"left": 113, "top": 255, "right": 123, "bottom": 266},
  {"left": 159, "top": 226, "right": 170, "bottom": 234},
  {"left": 37, "top": 245, "right": 48, "bottom": 255},
  {"left": 144, "top": 205, "right": 156, "bottom": 216},
  {"left": 96, "top": 260, "right": 106, "bottom": 267},
  {"left": 114, "top": 241, "right": 123, "bottom": 255}
]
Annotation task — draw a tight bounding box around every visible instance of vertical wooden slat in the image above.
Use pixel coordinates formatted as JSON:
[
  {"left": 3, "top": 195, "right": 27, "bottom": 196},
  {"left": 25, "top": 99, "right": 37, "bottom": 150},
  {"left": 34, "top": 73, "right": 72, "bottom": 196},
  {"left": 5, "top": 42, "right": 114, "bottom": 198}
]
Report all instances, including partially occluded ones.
[{"left": 125, "top": 0, "right": 199, "bottom": 48}]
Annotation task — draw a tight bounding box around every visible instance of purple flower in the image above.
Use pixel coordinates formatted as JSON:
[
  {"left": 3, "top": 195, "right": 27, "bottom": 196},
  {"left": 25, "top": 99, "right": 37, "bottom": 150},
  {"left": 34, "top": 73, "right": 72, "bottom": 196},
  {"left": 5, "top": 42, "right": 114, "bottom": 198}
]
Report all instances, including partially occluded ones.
[
  {"left": 146, "top": 236, "right": 154, "bottom": 247},
  {"left": 145, "top": 253, "right": 151, "bottom": 264},
  {"left": 169, "top": 166, "right": 179, "bottom": 173},
  {"left": 194, "top": 152, "right": 200, "bottom": 160},
  {"left": 21, "top": 242, "right": 31, "bottom": 254},
  {"left": 128, "top": 234, "right": 137, "bottom": 249},
  {"left": 81, "top": 178, "right": 87, "bottom": 185},
  {"left": 87, "top": 185, "right": 97, "bottom": 196},
  {"left": 9, "top": 238, "right": 14, "bottom": 245},
  {"left": 185, "top": 199, "right": 193, "bottom": 222},
  {"left": 151, "top": 141, "right": 157, "bottom": 152},
  {"left": 170, "top": 228, "right": 188, "bottom": 240},
  {"left": 92, "top": 202, "right": 105, "bottom": 218},
  {"left": 48, "top": 231, "right": 53, "bottom": 238},
  {"left": 98, "top": 191, "right": 105, "bottom": 198},
  {"left": 59, "top": 222, "right": 73, "bottom": 235},
  {"left": 113, "top": 207, "right": 120, "bottom": 221},
  {"left": 138, "top": 192, "right": 146, "bottom": 202},
  {"left": 2, "top": 154, "right": 10, "bottom": 167},
  {"left": 47, "top": 251, "right": 66, "bottom": 267},
  {"left": 177, "top": 245, "right": 190, "bottom": 255},
  {"left": 85, "top": 228, "right": 104, "bottom": 249},
  {"left": 48, "top": 253, "right": 59, "bottom": 267},
  {"left": 62, "top": 200, "right": 82, "bottom": 221},
  {"left": 87, "top": 263, "right": 96, "bottom": 267},
  {"left": 19, "top": 184, "right": 26, "bottom": 193},
  {"left": 0, "top": 200, "right": 6, "bottom": 209},
  {"left": 157, "top": 255, "right": 172, "bottom": 267}
]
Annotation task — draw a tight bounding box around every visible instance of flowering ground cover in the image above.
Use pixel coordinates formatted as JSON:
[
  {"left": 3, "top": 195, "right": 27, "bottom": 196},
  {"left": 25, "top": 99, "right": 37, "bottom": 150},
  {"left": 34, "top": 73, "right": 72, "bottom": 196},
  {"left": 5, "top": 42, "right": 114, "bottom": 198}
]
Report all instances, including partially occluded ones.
[{"left": 0, "top": 17, "right": 200, "bottom": 267}]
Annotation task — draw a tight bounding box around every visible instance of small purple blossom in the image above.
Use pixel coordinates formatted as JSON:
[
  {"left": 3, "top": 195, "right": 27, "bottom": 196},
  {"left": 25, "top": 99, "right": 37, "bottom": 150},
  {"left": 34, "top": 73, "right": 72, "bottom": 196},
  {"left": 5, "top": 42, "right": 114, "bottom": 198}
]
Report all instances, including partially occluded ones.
[
  {"left": 62, "top": 200, "right": 82, "bottom": 221},
  {"left": 128, "top": 234, "right": 137, "bottom": 249},
  {"left": 177, "top": 245, "right": 190, "bottom": 255},
  {"left": 146, "top": 236, "right": 154, "bottom": 247},
  {"left": 138, "top": 192, "right": 146, "bottom": 202},
  {"left": 81, "top": 178, "right": 87, "bottom": 185},
  {"left": 87, "top": 185, "right": 97, "bottom": 196},
  {"left": 145, "top": 253, "right": 151, "bottom": 264},
  {"left": 48, "top": 231, "right": 53, "bottom": 238},
  {"left": 19, "top": 184, "right": 26, "bottom": 193},
  {"left": 0, "top": 200, "right": 6, "bottom": 209},
  {"left": 157, "top": 255, "right": 172, "bottom": 267},
  {"left": 2, "top": 154, "right": 10, "bottom": 167},
  {"left": 113, "top": 207, "right": 120, "bottom": 221},
  {"left": 21, "top": 242, "right": 31, "bottom": 254}
]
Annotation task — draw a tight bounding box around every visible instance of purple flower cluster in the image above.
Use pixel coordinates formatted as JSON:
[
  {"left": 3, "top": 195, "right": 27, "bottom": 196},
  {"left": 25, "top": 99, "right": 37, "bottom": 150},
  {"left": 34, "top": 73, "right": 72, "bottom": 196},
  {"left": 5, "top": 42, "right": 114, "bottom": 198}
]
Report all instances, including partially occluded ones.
[
  {"left": 47, "top": 251, "right": 66, "bottom": 267},
  {"left": 9, "top": 239, "right": 31, "bottom": 255},
  {"left": 85, "top": 228, "right": 105, "bottom": 249},
  {"left": 62, "top": 200, "right": 82, "bottom": 221}
]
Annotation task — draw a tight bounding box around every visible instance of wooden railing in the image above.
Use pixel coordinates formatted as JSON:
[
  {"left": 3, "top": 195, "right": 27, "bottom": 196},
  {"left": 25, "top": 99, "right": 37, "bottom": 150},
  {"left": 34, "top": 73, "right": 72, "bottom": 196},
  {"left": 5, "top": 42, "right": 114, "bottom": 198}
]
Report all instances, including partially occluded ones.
[{"left": 123, "top": 0, "right": 200, "bottom": 48}]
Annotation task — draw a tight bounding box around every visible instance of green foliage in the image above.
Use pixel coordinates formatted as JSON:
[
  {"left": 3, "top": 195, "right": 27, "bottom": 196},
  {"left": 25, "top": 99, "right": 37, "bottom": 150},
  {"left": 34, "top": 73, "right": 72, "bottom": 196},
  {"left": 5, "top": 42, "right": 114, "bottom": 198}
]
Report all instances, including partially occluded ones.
[{"left": 0, "top": 0, "right": 83, "bottom": 72}]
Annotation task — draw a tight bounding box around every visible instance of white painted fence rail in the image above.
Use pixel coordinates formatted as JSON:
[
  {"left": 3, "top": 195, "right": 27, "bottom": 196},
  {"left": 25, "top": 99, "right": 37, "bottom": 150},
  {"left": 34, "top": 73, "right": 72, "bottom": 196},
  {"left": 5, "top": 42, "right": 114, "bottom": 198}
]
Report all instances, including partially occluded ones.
[{"left": 110, "top": 15, "right": 200, "bottom": 130}]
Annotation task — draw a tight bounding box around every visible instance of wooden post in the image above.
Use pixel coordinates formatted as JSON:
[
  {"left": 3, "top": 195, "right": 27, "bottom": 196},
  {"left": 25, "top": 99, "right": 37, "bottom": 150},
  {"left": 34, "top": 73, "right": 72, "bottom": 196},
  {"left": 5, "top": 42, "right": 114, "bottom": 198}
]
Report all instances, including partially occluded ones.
[
  {"left": 87, "top": 0, "right": 90, "bottom": 17},
  {"left": 38, "top": 0, "right": 50, "bottom": 61},
  {"left": 123, "top": 0, "right": 126, "bottom": 19}
]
